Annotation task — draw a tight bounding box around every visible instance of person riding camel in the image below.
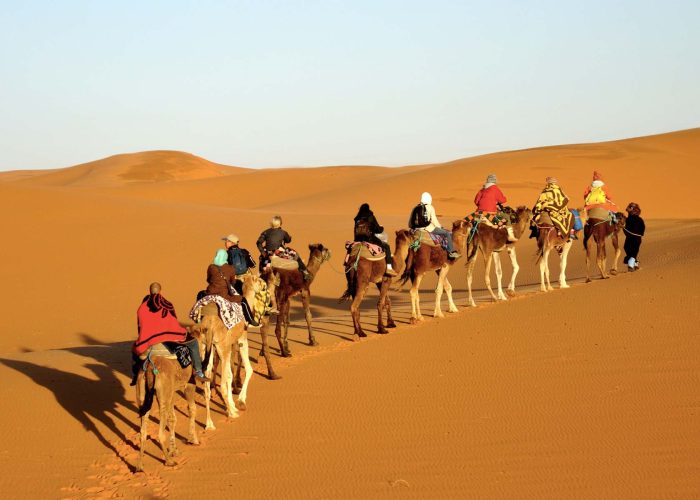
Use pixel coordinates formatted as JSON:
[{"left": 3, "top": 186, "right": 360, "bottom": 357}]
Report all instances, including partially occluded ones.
[
  {"left": 222, "top": 233, "right": 256, "bottom": 277},
  {"left": 257, "top": 215, "right": 311, "bottom": 281},
  {"left": 130, "top": 282, "right": 209, "bottom": 386},
  {"left": 410, "top": 192, "right": 461, "bottom": 259},
  {"left": 473, "top": 173, "right": 517, "bottom": 242},
  {"left": 353, "top": 203, "right": 397, "bottom": 277},
  {"left": 583, "top": 170, "right": 616, "bottom": 214},
  {"left": 207, "top": 249, "right": 243, "bottom": 303},
  {"left": 532, "top": 176, "right": 576, "bottom": 241}
]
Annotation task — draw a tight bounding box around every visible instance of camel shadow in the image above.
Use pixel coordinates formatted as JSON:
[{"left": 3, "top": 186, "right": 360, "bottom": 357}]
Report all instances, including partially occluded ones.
[{"left": 0, "top": 357, "right": 140, "bottom": 470}]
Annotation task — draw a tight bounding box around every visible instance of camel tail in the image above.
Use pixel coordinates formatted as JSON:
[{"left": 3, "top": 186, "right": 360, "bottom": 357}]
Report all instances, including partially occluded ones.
[
  {"left": 399, "top": 249, "right": 415, "bottom": 286},
  {"left": 139, "top": 369, "right": 156, "bottom": 417}
]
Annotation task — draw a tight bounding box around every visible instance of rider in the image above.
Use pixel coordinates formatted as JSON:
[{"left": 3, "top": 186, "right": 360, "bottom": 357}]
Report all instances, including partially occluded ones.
[
  {"left": 473, "top": 173, "right": 517, "bottom": 242},
  {"left": 583, "top": 170, "right": 616, "bottom": 214},
  {"left": 256, "top": 215, "right": 311, "bottom": 281},
  {"left": 206, "top": 249, "right": 242, "bottom": 303},
  {"left": 532, "top": 177, "right": 576, "bottom": 241},
  {"left": 353, "top": 203, "right": 397, "bottom": 277},
  {"left": 130, "top": 282, "right": 209, "bottom": 386},
  {"left": 411, "top": 192, "right": 461, "bottom": 259},
  {"left": 222, "top": 233, "right": 256, "bottom": 294}
]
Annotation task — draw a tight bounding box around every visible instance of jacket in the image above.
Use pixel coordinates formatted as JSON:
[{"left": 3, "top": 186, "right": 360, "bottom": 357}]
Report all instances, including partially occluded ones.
[
  {"left": 206, "top": 264, "right": 241, "bottom": 303},
  {"left": 257, "top": 228, "right": 291, "bottom": 254},
  {"left": 584, "top": 183, "right": 616, "bottom": 211},
  {"left": 474, "top": 185, "right": 507, "bottom": 213},
  {"left": 354, "top": 214, "right": 384, "bottom": 241},
  {"left": 424, "top": 204, "right": 441, "bottom": 232},
  {"left": 133, "top": 294, "right": 187, "bottom": 355}
]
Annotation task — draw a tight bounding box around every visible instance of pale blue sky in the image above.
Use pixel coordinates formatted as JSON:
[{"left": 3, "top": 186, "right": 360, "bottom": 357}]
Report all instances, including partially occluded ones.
[{"left": 1, "top": 0, "right": 698, "bottom": 171}]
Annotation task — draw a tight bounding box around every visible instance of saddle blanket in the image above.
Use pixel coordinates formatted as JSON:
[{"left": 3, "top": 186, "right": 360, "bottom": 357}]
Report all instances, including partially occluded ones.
[
  {"left": 412, "top": 229, "right": 448, "bottom": 250},
  {"left": 188, "top": 294, "right": 244, "bottom": 330},
  {"left": 138, "top": 342, "right": 177, "bottom": 361},
  {"left": 586, "top": 207, "right": 614, "bottom": 221},
  {"left": 344, "top": 241, "right": 385, "bottom": 265}
]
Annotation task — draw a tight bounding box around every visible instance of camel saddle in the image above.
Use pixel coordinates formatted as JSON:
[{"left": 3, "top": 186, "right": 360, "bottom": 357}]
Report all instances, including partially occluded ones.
[
  {"left": 138, "top": 342, "right": 177, "bottom": 361},
  {"left": 586, "top": 207, "right": 612, "bottom": 221},
  {"left": 270, "top": 255, "right": 299, "bottom": 270},
  {"left": 345, "top": 241, "right": 385, "bottom": 264},
  {"left": 413, "top": 229, "right": 439, "bottom": 247},
  {"left": 535, "top": 212, "right": 553, "bottom": 226}
]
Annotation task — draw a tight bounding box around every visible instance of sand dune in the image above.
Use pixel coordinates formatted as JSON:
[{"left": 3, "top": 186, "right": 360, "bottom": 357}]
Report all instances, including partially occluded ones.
[{"left": 0, "top": 128, "right": 698, "bottom": 498}]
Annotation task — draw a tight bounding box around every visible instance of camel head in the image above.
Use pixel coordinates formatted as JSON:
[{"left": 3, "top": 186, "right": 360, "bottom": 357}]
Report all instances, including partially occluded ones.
[
  {"left": 514, "top": 206, "right": 533, "bottom": 233},
  {"left": 309, "top": 243, "right": 331, "bottom": 264},
  {"left": 241, "top": 272, "right": 270, "bottom": 311},
  {"left": 615, "top": 212, "right": 626, "bottom": 230}
]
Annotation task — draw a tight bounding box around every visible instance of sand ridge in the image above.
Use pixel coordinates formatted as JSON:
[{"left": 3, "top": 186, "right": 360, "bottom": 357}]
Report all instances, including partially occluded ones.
[{"left": 0, "top": 129, "right": 698, "bottom": 498}]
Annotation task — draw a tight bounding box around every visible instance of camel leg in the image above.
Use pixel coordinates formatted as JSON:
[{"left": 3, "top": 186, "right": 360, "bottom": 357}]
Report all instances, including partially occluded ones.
[
  {"left": 258, "top": 317, "right": 280, "bottom": 380},
  {"left": 221, "top": 345, "right": 239, "bottom": 419},
  {"left": 203, "top": 346, "right": 216, "bottom": 430},
  {"left": 434, "top": 269, "right": 446, "bottom": 318},
  {"left": 585, "top": 231, "right": 594, "bottom": 283},
  {"left": 409, "top": 275, "right": 425, "bottom": 323},
  {"left": 235, "top": 334, "right": 253, "bottom": 411},
  {"left": 275, "top": 299, "right": 291, "bottom": 357},
  {"left": 483, "top": 251, "right": 498, "bottom": 301},
  {"left": 282, "top": 301, "right": 292, "bottom": 356},
  {"left": 300, "top": 289, "right": 317, "bottom": 346},
  {"left": 597, "top": 237, "right": 608, "bottom": 279},
  {"left": 444, "top": 276, "right": 458, "bottom": 313},
  {"left": 273, "top": 306, "right": 287, "bottom": 357},
  {"left": 492, "top": 252, "right": 507, "bottom": 300},
  {"left": 540, "top": 246, "right": 553, "bottom": 292},
  {"left": 157, "top": 393, "right": 175, "bottom": 466},
  {"left": 167, "top": 394, "right": 178, "bottom": 458},
  {"left": 559, "top": 240, "right": 572, "bottom": 288},
  {"left": 466, "top": 252, "right": 478, "bottom": 307},
  {"left": 383, "top": 281, "right": 397, "bottom": 328},
  {"left": 185, "top": 381, "right": 199, "bottom": 445},
  {"left": 136, "top": 376, "right": 148, "bottom": 472},
  {"left": 506, "top": 246, "right": 519, "bottom": 296},
  {"left": 376, "top": 280, "right": 390, "bottom": 334},
  {"left": 610, "top": 232, "right": 621, "bottom": 275}
]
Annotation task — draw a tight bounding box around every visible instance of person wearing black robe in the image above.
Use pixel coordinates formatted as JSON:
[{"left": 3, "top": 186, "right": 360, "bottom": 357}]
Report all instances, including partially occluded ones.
[
  {"left": 353, "top": 203, "right": 396, "bottom": 276},
  {"left": 623, "top": 202, "right": 645, "bottom": 271}
]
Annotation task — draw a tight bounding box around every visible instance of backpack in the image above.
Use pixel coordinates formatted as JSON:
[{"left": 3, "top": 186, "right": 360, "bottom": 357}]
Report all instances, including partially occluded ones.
[
  {"left": 409, "top": 203, "right": 430, "bottom": 229},
  {"left": 229, "top": 248, "right": 249, "bottom": 275},
  {"left": 585, "top": 186, "right": 606, "bottom": 206}
]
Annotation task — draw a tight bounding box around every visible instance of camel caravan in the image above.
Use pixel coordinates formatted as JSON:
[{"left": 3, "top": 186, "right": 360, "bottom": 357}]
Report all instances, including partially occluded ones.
[{"left": 132, "top": 171, "right": 645, "bottom": 470}]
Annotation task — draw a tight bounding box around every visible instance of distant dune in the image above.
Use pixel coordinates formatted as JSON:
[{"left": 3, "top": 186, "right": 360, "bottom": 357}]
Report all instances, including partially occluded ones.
[{"left": 0, "top": 128, "right": 698, "bottom": 498}]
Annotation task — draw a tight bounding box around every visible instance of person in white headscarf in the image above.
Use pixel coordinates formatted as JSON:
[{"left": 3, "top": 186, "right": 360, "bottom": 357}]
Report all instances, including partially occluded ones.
[{"left": 411, "top": 192, "right": 461, "bottom": 259}]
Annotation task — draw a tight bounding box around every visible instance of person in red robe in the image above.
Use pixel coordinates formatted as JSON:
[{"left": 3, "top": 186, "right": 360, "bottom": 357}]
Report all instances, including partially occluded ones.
[{"left": 130, "top": 282, "right": 208, "bottom": 385}]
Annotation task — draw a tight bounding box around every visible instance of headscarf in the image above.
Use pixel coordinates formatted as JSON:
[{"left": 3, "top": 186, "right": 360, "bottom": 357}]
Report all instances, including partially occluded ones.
[
  {"left": 421, "top": 192, "right": 432, "bottom": 205},
  {"left": 593, "top": 171, "right": 603, "bottom": 181},
  {"left": 213, "top": 248, "right": 228, "bottom": 266},
  {"left": 354, "top": 203, "right": 374, "bottom": 222},
  {"left": 486, "top": 173, "right": 497, "bottom": 184},
  {"left": 545, "top": 176, "right": 558, "bottom": 185}
]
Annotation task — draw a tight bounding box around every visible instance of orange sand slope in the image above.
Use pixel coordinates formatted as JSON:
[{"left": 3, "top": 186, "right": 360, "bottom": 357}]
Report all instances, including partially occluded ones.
[{"left": 0, "top": 129, "right": 698, "bottom": 498}]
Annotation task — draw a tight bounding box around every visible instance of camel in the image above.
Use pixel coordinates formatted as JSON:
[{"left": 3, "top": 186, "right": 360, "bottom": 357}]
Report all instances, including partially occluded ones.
[
  {"left": 192, "top": 273, "right": 264, "bottom": 430},
  {"left": 397, "top": 222, "right": 468, "bottom": 323},
  {"left": 135, "top": 329, "right": 204, "bottom": 471},
  {"left": 264, "top": 243, "right": 331, "bottom": 357},
  {"left": 534, "top": 210, "right": 583, "bottom": 292},
  {"left": 340, "top": 240, "right": 404, "bottom": 338},
  {"left": 462, "top": 206, "right": 533, "bottom": 306},
  {"left": 584, "top": 211, "right": 626, "bottom": 281}
]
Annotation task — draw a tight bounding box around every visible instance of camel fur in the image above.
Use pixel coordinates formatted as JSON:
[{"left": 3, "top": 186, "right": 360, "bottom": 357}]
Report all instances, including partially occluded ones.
[
  {"left": 398, "top": 221, "right": 468, "bottom": 323},
  {"left": 264, "top": 243, "right": 331, "bottom": 357},
  {"left": 583, "top": 211, "right": 626, "bottom": 281},
  {"left": 461, "top": 206, "right": 532, "bottom": 306}
]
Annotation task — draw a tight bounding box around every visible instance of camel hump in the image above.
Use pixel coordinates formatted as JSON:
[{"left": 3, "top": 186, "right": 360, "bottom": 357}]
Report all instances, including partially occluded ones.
[
  {"left": 138, "top": 343, "right": 177, "bottom": 361},
  {"left": 586, "top": 207, "right": 612, "bottom": 221},
  {"left": 347, "top": 242, "right": 385, "bottom": 262}
]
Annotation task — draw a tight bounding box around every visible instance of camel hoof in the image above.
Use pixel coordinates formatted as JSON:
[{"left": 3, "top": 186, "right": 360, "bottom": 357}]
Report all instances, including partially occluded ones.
[
  {"left": 187, "top": 438, "right": 200, "bottom": 446},
  {"left": 610, "top": 269, "right": 617, "bottom": 276},
  {"left": 506, "top": 289, "right": 516, "bottom": 297},
  {"left": 448, "top": 307, "right": 458, "bottom": 313},
  {"left": 409, "top": 317, "right": 420, "bottom": 325},
  {"left": 165, "top": 459, "right": 177, "bottom": 467},
  {"left": 205, "top": 422, "right": 216, "bottom": 431},
  {"left": 560, "top": 284, "right": 570, "bottom": 289},
  {"left": 377, "top": 329, "right": 388, "bottom": 335},
  {"left": 547, "top": 286, "right": 554, "bottom": 292},
  {"left": 386, "top": 322, "right": 397, "bottom": 328},
  {"left": 227, "top": 412, "right": 241, "bottom": 421},
  {"left": 309, "top": 339, "right": 319, "bottom": 347},
  {"left": 235, "top": 400, "right": 247, "bottom": 411},
  {"left": 468, "top": 300, "right": 477, "bottom": 307},
  {"left": 357, "top": 331, "right": 367, "bottom": 338},
  {"left": 281, "top": 351, "right": 292, "bottom": 358},
  {"left": 585, "top": 278, "right": 592, "bottom": 283},
  {"left": 268, "top": 373, "right": 282, "bottom": 381}
]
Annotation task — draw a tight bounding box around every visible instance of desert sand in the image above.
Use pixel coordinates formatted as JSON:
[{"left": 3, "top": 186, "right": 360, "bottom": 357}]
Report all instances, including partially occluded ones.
[{"left": 0, "top": 129, "right": 698, "bottom": 498}]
